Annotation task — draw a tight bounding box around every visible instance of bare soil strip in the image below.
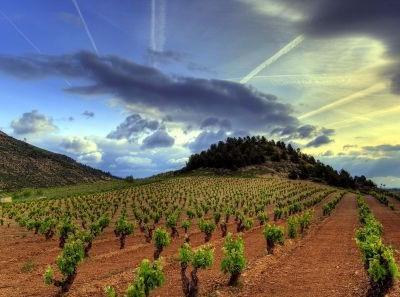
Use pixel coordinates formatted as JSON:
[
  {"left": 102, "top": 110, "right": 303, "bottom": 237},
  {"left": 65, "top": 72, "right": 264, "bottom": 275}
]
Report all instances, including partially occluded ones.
[{"left": 222, "top": 194, "right": 369, "bottom": 297}]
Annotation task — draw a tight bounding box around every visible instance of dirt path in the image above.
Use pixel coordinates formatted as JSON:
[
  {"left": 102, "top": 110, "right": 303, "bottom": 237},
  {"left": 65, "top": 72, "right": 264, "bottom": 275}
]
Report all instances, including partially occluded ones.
[
  {"left": 364, "top": 195, "right": 400, "bottom": 296},
  {"left": 224, "top": 194, "right": 369, "bottom": 297}
]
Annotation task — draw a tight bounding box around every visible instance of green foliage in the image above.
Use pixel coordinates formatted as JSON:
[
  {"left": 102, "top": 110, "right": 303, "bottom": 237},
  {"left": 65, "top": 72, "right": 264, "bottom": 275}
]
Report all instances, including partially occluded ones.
[
  {"left": 263, "top": 224, "right": 284, "bottom": 253},
  {"left": 104, "top": 286, "right": 117, "bottom": 297},
  {"left": 153, "top": 228, "right": 171, "bottom": 249},
  {"left": 56, "top": 239, "right": 85, "bottom": 277},
  {"left": 221, "top": 233, "right": 246, "bottom": 285},
  {"left": 323, "top": 192, "right": 344, "bottom": 216},
  {"left": 181, "top": 220, "right": 191, "bottom": 232},
  {"left": 355, "top": 196, "right": 399, "bottom": 289},
  {"left": 287, "top": 216, "right": 298, "bottom": 239},
  {"left": 179, "top": 243, "right": 214, "bottom": 269},
  {"left": 115, "top": 215, "right": 134, "bottom": 236},
  {"left": 105, "top": 259, "right": 164, "bottom": 297},
  {"left": 198, "top": 219, "right": 216, "bottom": 242},
  {"left": 298, "top": 210, "right": 313, "bottom": 233},
  {"left": 44, "top": 266, "right": 54, "bottom": 285}
]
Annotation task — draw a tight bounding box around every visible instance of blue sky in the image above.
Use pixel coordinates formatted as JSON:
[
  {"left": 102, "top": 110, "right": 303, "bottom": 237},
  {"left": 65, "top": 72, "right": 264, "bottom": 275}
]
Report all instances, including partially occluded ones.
[{"left": 0, "top": 0, "right": 399, "bottom": 187}]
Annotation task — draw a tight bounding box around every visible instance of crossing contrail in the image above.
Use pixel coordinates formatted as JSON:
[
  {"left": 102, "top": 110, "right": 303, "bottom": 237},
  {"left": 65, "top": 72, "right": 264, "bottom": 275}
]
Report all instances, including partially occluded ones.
[
  {"left": 298, "top": 82, "right": 386, "bottom": 120},
  {"left": 0, "top": 9, "right": 42, "bottom": 53},
  {"left": 71, "top": 0, "right": 99, "bottom": 55},
  {"left": 0, "top": 9, "right": 71, "bottom": 87},
  {"left": 150, "top": 0, "right": 166, "bottom": 65},
  {"left": 240, "top": 34, "right": 305, "bottom": 84}
]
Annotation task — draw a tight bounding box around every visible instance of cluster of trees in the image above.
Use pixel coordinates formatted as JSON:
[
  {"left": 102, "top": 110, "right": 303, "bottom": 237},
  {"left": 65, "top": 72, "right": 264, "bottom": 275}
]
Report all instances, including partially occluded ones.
[{"left": 185, "top": 136, "right": 376, "bottom": 190}]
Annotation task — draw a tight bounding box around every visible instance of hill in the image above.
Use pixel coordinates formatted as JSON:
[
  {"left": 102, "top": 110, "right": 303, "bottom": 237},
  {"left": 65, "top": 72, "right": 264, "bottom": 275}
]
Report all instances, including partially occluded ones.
[
  {"left": 184, "top": 136, "right": 376, "bottom": 190},
  {"left": 0, "top": 131, "right": 114, "bottom": 190}
]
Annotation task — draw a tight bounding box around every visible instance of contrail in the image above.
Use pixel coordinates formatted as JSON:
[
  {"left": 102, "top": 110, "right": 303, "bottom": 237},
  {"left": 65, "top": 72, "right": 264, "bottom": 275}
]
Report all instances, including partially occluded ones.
[
  {"left": 0, "top": 9, "right": 71, "bottom": 87},
  {"left": 298, "top": 82, "right": 386, "bottom": 120},
  {"left": 240, "top": 34, "right": 305, "bottom": 84},
  {"left": 71, "top": 0, "right": 99, "bottom": 55},
  {"left": 150, "top": 0, "right": 166, "bottom": 65},
  {"left": 328, "top": 103, "right": 400, "bottom": 129},
  {"left": 0, "top": 9, "right": 42, "bottom": 53}
]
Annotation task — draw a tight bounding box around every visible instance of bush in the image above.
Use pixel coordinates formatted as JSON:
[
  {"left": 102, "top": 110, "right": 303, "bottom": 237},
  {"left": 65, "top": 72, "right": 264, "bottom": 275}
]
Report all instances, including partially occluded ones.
[
  {"left": 179, "top": 243, "right": 214, "bottom": 297},
  {"left": 287, "top": 216, "right": 298, "bottom": 239},
  {"left": 221, "top": 233, "right": 246, "bottom": 286},
  {"left": 58, "top": 217, "right": 76, "bottom": 248},
  {"left": 298, "top": 210, "right": 313, "bottom": 234},
  {"left": 106, "top": 259, "right": 164, "bottom": 297},
  {"left": 263, "top": 224, "right": 284, "bottom": 254},
  {"left": 114, "top": 215, "right": 134, "bottom": 249},
  {"left": 198, "top": 219, "right": 216, "bottom": 242},
  {"left": 44, "top": 239, "right": 85, "bottom": 293},
  {"left": 166, "top": 212, "right": 179, "bottom": 238},
  {"left": 355, "top": 196, "right": 399, "bottom": 294},
  {"left": 152, "top": 227, "right": 171, "bottom": 259}
]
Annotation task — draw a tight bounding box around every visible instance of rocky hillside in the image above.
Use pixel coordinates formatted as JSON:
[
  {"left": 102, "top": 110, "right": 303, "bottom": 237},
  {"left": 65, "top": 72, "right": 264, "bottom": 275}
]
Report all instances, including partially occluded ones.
[{"left": 0, "top": 131, "right": 114, "bottom": 190}]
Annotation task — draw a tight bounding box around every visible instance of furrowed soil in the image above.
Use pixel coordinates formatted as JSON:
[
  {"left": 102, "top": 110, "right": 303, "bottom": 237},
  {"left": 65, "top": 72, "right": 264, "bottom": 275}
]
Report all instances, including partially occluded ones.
[
  {"left": 0, "top": 192, "right": 372, "bottom": 297},
  {"left": 214, "top": 194, "right": 370, "bottom": 297},
  {"left": 365, "top": 195, "right": 400, "bottom": 296}
]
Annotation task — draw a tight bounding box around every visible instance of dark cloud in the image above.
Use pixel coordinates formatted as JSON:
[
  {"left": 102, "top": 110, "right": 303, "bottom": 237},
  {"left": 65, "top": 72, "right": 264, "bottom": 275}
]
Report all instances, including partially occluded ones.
[
  {"left": 343, "top": 144, "right": 358, "bottom": 150},
  {"left": 10, "top": 110, "right": 57, "bottom": 135},
  {"left": 306, "top": 134, "right": 333, "bottom": 147},
  {"left": 0, "top": 51, "right": 298, "bottom": 131},
  {"left": 200, "top": 117, "right": 231, "bottom": 130},
  {"left": 141, "top": 130, "right": 175, "bottom": 149},
  {"left": 287, "top": 0, "right": 400, "bottom": 93},
  {"left": 107, "top": 114, "right": 160, "bottom": 142},
  {"left": 188, "top": 130, "right": 227, "bottom": 153},
  {"left": 272, "top": 124, "right": 334, "bottom": 140},
  {"left": 82, "top": 110, "right": 95, "bottom": 118},
  {"left": 362, "top": 144, "right": 400, "bottom": 153}
]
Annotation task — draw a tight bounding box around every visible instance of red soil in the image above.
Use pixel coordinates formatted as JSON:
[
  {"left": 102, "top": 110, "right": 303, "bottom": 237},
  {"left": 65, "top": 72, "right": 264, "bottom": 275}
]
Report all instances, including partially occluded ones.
[
  {"left": 0, "top": 192, "right": 368, "bottom": 297},
  {"left": 214, "top": 194, "right": 370, "bottom": 297}
]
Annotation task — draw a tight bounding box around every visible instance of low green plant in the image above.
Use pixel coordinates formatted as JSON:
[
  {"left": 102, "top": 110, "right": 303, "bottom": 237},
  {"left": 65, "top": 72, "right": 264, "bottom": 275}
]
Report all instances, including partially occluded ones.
[
  {"left": 198, "top": 219, "right": 216, "bottom": 242},
  {"left": 105, "top": 259, "right": 164, "bottom": 297},
  {"left": 153, "top": 227, "right": 171, "bottom": 259},
  {"left": 44, "top": 238, "right": 85, "bottom": 293},
  {"left": 114, "top": 215, "right": 134, "bottom": 249},
  {"left": 262, "top": 224, "right": 284, "bottom": 254},
  {"left": 287, "top": 216, "right": 298, "bottom": 239},
  {"left": 221, "top": 233, "right": 246, "bottom": 286},
  {"left": 179, "top": 243, "right": 214, "bottom": 297}
]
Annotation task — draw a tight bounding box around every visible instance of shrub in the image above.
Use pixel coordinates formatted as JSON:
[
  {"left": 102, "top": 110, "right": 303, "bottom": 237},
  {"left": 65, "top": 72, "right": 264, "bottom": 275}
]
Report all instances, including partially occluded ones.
[
  {"left": 44, "top": 238, "right": 85, "bottom": 293},
  {"left": 166, "top": 212, "right": 179, "bottom": 238},
  {"left": 257, "top": 211, "right": 268, "bottom": 225},
  {"left": 355, "top": 196, "right": 399, "bottom": 295},
  {"left": 298, "top": 210, "right": 313, "bottom": 234},
  {"left": 221, "top": 233, "right": 246, "bottom": 286},
  {"left": 263, "top": 224, "right": 284, "bottom": 254},
  {"left": 198, "top": 219, "right": 216, "bottom": 242},
  {"left": 105, "top": 259, "right": 164, "bottom": 297},
  {"left": 39, "top": 217, "right": 56, "bottom": 240},
  {"left": 287, "top": 216, "right": 298, "bottom": 239},
  {"left": 179, "top": 243, "right": 214, "bottom": 297},
  {"left": 153, "top": 227, "right": 171, "bottom": 259},
  {"left": 114, "top": 215, "right": 134, "bottom": 249},
  {"left": 58, "top": 217, "right": 76, "bottom": 248}
]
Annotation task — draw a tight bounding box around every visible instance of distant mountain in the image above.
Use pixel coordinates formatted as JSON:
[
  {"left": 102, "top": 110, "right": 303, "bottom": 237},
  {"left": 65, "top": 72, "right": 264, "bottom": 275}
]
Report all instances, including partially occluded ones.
[
  {"left": 184, "top": 136, "right": 376, "bottom": 190},
  {"left": 0, "top": 131, "right": 114, "bottom": 190}
]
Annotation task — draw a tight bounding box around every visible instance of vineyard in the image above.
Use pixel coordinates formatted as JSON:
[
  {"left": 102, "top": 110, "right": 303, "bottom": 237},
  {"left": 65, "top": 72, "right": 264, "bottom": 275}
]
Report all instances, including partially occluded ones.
[{"left": 1, "top": 175, "right": 400, "bottom": 296}]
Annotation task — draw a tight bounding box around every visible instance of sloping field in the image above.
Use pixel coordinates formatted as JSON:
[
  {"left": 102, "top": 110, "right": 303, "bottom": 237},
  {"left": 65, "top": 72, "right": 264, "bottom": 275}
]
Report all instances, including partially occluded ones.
[{"left": 0, "top": 176, "right": 399, "bottom": 297}]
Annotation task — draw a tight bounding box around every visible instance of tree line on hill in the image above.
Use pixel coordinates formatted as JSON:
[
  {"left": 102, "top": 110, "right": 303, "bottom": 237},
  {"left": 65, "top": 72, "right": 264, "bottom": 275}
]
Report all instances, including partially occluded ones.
[{"left": 184, "top": 136, "right": 376, "bottom": 190}]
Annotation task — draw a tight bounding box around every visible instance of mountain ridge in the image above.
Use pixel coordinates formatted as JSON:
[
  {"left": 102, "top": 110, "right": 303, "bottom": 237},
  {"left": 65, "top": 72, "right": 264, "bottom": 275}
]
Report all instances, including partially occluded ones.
[{"left": 0, "top": 131, "right": 114, "bottom": 190}]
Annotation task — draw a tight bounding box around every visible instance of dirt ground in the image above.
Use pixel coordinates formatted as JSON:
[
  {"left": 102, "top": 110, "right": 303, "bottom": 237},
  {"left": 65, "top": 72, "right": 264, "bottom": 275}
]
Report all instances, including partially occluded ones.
[{"left": 0, "top": 193, "right": 387, "bottom": 297}]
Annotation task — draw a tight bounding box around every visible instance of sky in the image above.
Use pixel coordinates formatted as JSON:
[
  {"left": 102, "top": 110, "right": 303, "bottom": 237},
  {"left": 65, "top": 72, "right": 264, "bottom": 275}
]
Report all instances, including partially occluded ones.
[{"left": 0, "top": 0, "right": 399, "bottom": 187}]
